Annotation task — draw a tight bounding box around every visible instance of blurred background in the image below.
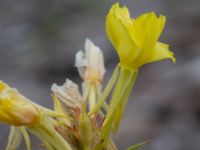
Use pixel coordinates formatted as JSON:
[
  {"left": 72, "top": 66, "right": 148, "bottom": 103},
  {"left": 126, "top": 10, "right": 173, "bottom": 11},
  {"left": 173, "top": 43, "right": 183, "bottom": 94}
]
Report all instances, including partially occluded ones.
[{"left": 0, "top": 0, "right": 200, "bottom": 149}]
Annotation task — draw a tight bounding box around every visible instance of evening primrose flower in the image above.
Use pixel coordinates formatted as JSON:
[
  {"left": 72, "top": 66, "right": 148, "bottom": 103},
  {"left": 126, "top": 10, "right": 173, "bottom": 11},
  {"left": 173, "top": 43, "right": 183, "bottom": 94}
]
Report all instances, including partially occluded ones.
[
  {"left": 75, "top": 38, "right": 106, "bottom": 83},
  {"left": 99, "top": 4, "right": 176, "bottom": 147},
  {"left": 106, "top": 3, "right": 175, "bottom": 69},
  {"left": 0, "top": 81, "right": 40, "bottom": 126}
]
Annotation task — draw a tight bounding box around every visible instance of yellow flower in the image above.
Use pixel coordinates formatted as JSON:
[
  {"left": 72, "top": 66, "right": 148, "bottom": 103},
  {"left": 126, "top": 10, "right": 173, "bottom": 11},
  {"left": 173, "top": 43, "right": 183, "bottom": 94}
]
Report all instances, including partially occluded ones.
[
  {"left": 106, "top": 3, "right": 175, "bottom": 69},
  {"left": 0, "top": 81, "right": 40, "bottom": 126}
]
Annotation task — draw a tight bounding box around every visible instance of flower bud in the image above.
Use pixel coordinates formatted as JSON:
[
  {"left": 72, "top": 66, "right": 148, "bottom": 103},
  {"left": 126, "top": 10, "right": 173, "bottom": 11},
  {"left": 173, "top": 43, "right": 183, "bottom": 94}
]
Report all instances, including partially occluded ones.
[{"left": 0, "top": 81, "right": 40, "bottom": 126}]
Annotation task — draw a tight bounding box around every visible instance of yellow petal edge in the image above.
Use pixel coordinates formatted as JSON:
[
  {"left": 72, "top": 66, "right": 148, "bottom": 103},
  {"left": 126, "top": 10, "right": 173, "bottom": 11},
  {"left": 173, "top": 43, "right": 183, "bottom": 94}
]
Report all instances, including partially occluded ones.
[{"left": 106, "top": 3, "right": 176, "bottom": 69}]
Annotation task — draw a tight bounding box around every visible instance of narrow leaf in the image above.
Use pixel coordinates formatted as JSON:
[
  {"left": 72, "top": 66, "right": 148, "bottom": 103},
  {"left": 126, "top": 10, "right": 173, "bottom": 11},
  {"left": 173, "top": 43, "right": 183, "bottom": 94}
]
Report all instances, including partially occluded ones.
[{"left": 127, "top": 141, "right": 149, "bottom": 150}]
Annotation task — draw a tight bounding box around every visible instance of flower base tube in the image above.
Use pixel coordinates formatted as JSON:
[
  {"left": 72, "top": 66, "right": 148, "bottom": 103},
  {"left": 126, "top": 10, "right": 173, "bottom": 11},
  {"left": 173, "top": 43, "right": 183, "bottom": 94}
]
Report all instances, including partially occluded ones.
[{"left": 101, "top": 66, "right": 138, "bottom": 148}]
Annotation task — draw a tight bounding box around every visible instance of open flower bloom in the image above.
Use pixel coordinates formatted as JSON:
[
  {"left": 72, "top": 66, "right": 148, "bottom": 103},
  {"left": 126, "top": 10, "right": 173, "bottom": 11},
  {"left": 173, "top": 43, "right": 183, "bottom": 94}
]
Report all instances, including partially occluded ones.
[
  {"left": 75, "top": 39, "right": 106, "bottom": 83},
  {"left": 106, "top": 3, "right": 176, "bottom": 69},
  {"left": 0, "top": 81, "right": 40, "bottom": 126}
]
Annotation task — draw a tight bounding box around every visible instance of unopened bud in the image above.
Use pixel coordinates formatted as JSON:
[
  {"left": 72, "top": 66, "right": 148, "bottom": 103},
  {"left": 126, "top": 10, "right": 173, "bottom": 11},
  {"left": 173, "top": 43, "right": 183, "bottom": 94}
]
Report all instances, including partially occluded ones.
[{"left": 0, "top": 81, "right": 40, "bottom": 126}]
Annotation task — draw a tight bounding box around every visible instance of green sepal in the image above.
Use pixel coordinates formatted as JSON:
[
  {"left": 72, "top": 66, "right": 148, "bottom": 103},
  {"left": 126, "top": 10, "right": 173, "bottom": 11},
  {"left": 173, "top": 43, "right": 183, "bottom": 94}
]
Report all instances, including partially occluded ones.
[
  {"left": 6, "top": 126, "right": 22, "bottom": 150},
  {"left": 113, "top": 68, "right": 138, "bottom": 132},
  {"left": 100, "top": 66, "right": 138, "bottom": 148},
  {"left": 20, "top": 127, "right": 31, "bottom": 150}
]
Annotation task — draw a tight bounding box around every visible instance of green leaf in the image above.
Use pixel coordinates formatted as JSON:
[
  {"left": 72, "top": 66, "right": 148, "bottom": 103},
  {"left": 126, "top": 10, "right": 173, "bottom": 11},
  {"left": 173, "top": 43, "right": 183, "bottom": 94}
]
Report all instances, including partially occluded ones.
[{"left": 127, "top": 141, "right": 149, "bottom": 150}]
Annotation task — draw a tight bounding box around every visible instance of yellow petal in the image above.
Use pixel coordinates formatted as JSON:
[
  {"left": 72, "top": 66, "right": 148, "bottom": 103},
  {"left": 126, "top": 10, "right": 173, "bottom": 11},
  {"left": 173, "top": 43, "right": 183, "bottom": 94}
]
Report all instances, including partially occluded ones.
[
  {"left": 148, "top": 42, "right": 176, "bottom": 63},
  {"left": 109, "top": 3, "right": 131, "bottom": 26},
  {"left": 0, "top": 81, "right": 9, "bottom": 93},
  {"left": 131, "top": 12, "right": 166, "bottom": 49},
  {"left": 106, "top": 8, "right": 139, "bottom": 66},
  {"left": 128, "top": 14, "right": 167, "bottom": 68},
  {"left": 106, "top": 3, "right": 176, "bottom": 69}
]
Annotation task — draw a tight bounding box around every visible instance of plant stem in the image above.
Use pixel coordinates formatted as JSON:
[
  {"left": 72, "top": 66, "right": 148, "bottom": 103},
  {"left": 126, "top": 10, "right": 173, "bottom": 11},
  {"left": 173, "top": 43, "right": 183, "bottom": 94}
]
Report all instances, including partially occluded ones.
[
  {"left": 29, "top": 115, "right": 72, "bottom": 150},
  {"left": 88, "top": 64, "right": 120, "bottom": 116},
  {"left": 88, "top": 82, "right": 97, "bottom": 112}
]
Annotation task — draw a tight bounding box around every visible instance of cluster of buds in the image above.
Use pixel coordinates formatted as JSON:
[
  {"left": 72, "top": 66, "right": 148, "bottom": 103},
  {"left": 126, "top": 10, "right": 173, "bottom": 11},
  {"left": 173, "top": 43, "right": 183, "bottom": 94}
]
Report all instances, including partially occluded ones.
[
  {"left": 0, "top": 2, "right": 175, "bottom": 150},
  {"left": 0, "top": 39, "right": 115, "bottom": 150}
]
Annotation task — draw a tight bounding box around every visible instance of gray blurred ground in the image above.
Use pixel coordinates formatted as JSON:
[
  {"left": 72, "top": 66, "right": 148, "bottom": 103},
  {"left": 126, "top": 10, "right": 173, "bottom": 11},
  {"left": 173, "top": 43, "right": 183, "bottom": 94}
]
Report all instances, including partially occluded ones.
[{"left": 0, "top": 0, "right": 200, "bottom": 149}]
